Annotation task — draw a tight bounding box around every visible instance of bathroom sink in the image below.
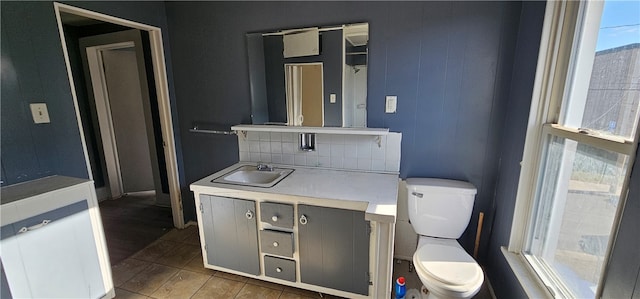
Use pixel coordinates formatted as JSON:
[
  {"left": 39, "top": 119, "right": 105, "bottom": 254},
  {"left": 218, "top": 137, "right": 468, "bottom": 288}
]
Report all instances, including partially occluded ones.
[{"left": 212, "top": 165, "right": 294, "bottom": 188}]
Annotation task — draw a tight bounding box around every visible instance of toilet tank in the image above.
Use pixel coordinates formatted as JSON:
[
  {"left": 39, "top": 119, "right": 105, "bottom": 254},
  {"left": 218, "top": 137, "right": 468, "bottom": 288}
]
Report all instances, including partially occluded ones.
[{"left": 406, "top": 178, "right": 477, "bottom": 239}]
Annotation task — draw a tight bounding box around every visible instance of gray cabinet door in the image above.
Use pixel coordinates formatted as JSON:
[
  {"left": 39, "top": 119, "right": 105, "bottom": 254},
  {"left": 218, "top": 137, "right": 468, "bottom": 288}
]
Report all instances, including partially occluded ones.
[
  {"left": 298, "top": 205, "right": 370, "bottom": 295},
  {"left": 201, "top": 195, "right": 260, "bottom": 275}
]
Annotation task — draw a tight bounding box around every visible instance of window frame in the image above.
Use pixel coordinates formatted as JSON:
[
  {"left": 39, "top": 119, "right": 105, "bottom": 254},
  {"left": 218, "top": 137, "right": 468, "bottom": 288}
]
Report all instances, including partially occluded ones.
[{"left": 506, "top": 1, "right": 640, "bottom": 298}]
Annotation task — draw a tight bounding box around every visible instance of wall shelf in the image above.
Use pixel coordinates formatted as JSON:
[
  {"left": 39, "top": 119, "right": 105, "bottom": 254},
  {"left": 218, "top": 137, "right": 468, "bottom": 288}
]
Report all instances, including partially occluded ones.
[{"left": 231, "top": 125, "right": 389, "bottom": 136}]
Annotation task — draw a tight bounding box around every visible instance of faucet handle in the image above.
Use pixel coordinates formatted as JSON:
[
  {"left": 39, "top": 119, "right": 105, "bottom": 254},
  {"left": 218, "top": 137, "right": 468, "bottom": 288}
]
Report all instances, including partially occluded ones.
[{"left": 256, "top": 163, "right": 273, "bottom": 171}]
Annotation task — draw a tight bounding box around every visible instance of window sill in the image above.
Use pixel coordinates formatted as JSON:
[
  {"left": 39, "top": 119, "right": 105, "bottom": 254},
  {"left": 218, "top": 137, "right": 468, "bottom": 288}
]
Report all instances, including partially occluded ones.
[{"left": 501, "top": 246, "right": 553, "bottom": 299}]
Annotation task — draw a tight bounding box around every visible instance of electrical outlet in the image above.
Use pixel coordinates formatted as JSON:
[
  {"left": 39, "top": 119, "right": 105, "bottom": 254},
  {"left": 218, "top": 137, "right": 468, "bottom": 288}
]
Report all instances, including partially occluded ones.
[
  {"left": 385, "top": 96, "right": 397, "bottom": 113},
  {"left": 330, "top": 93, "right": 337, "bottom": 103},
  {"left": 30, "top": 103, "right": 51, "bottom": 124}
]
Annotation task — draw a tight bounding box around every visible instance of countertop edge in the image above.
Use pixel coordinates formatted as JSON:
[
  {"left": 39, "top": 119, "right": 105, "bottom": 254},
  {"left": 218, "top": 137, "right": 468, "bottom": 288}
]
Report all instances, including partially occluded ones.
[{"left": 190, "top": 163, "right": 399, "bottom": 222}]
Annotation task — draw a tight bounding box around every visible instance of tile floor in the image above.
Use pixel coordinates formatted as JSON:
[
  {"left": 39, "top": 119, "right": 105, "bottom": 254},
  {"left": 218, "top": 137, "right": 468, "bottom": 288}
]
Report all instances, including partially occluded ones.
[
  {"left": 112, "top": 226, "right": 493, "bottom": 299},
  {"left": 111, "top": 226, "right": 344, "bottom": 299},
  {"left": 99, "top": 194, "right": 174, "bottom": 265}
]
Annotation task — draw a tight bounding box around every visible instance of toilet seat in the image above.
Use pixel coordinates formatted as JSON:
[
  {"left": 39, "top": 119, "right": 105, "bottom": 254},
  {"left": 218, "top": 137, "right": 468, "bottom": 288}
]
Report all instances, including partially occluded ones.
[{"left": 413, "top": 238, "right": 483, "bottom": 296}]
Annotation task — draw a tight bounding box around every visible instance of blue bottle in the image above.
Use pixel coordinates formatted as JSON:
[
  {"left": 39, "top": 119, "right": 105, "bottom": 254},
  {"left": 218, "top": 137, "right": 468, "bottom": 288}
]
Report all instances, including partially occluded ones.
[{"left": 395, "top": 276, "right": 406, "bottom": 299}]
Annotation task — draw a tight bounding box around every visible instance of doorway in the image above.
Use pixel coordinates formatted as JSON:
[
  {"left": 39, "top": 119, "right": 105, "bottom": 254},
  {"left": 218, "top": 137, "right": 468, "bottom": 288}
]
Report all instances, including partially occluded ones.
[
  {"left": 54, "top": 3, "right": 184, "bottom": 228},
  {"left": 79, "top": 30, "right": 170, "bottom": 207},
  {"left": 285, "top": 63, "right": 324, "bottom": 126}
]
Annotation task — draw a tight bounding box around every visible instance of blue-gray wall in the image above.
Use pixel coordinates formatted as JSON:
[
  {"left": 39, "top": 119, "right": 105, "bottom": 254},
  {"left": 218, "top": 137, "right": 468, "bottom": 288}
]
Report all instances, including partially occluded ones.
[
  {"left": 0, "top": 1, "right": 187, "bottom": 217},
  {"left": 3, "top": 1, "right": 639, "bottom": 298},
  {"left": 486, "top": 2, "right": 546, "bottom": 298},
  {"left": 1, "top": 2, "right": 90, "bottom": 184},
  {"left": 165, "top": 0, "right": 524, "bottom": 262}
]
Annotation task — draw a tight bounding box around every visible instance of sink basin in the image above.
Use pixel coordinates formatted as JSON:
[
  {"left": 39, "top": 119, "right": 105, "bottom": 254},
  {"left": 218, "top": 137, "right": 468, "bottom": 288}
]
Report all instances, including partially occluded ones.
[{"left": 212, "top": 165, "right": 294, "bottom": 188}]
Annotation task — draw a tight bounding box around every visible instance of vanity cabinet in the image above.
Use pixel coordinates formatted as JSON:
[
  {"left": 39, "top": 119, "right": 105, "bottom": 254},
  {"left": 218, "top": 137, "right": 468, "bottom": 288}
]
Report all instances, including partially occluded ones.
[
  {"left": 298, "top": 205, "right": 370, "bottom": 295},
  {"left": 191, "top": 163, "right": 399, "bottom": 298},
  {"left": 199, "top": 195, "right": 260, "bottom": 275}
]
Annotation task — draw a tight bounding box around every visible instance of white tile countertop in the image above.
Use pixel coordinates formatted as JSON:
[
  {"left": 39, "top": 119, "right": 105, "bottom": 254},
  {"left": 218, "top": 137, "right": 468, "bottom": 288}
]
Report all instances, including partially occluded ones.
[{"left": 190, "top": 162, "right": 399, "bottom": 223}]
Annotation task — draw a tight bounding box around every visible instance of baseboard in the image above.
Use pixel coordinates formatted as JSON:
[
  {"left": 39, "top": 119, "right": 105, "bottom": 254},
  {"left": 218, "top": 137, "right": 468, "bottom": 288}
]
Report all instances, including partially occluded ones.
[
  {"left": 486, "top": 274, "right": 497, "bottom": 299},
  {"left": 184, "top": 220, "right": 198, "bottom": 228},
  {"left": 393, "top": 255, "right": 413, "bottom": 261},
  {"left": 125, "top": 190, "right": 156, "bottom": 196}
]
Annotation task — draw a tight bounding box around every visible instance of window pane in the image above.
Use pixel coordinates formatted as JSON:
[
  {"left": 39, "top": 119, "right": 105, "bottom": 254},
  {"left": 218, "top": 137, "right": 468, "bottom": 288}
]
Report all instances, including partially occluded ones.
[
  {"left": 526, "top": 135, "right": 629, "bottom": 298},
  {"left": 563, "top": 0, "right": 640, "bottom": 140}
]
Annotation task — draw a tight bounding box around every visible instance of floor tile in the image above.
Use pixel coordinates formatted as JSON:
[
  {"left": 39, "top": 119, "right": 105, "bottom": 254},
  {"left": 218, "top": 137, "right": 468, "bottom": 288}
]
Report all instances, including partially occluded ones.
[
  {"left": 182, "top": 254, "right": 217, "bottom": 275},
  {"left": 183, "top": 229, "right": 202, "bottom": 246},
  {"left": 392, "top": 259, "right": 422, "bottom": 292},
  {"left": 156, "top": 242, "right": 201, "bottom": 268},
  {"left": 131, "top": 239, "right": 181, "bottom": 262},
  {"left": 114, "top": 288, "right": 150, "bottom": 299},
  {"left": 282, "top": 286, "right": 324, "bottom": 298},
  {"left": 120, "top": 263, "right": 180, "bottom": 296},
  {"left": 112, "top": 258, "right": 152, "bottom": 287},
  {"left": 160, "top": 226, "right": 198, "bottom": 242},
  {"left": 190, "top": 276, "right": 245, "bottom": 299},
  {"left": 214, "top": 271, "right": 249, "bottom": 283},
  {"left": 149, "top": 269, "right": 210, "bottom": 299},
  {"left": 246, "top": 278, "right": 285, "bottom": 291},
  {"left": 279, "top": 292, "right": 317, "bottom": 299},
  {"left": 99, "top": 194, "right": 173, "bottom": 265},
  {"left": 235, "top": 283, "right": 282, "bottom": 299}
]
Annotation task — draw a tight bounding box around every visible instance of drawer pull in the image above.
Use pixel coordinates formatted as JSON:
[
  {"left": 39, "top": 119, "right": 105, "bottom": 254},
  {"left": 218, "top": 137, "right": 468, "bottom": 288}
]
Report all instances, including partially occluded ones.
[
  {"left": 18, "top": 219, "right": 51, "bottom": 234},
  {"left": 245, "top": 210, "right": 254, "bottom": 220},
  {"left": 276, "top": 267, "right": 283, "bottom": 273},
  {"left": 299, "top": 214, "right": 308, "bottom": 225},
  {"left": 272, "top": 215, "right": 278, "bottom": 222},
  {"left": 273, "top": 241, "right": 279, "bottom": 247}
]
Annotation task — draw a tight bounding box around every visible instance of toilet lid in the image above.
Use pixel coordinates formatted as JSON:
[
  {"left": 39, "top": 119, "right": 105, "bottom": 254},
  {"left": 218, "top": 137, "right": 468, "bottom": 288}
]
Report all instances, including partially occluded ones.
[{"left": 414, "top": 243, "right": 482, "bottom": 286}]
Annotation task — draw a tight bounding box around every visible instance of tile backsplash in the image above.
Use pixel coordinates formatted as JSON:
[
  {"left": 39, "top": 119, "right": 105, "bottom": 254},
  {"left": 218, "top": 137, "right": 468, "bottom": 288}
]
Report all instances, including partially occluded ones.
[{"left": 238, "top": 131, "right": 402, "bottom": 173}]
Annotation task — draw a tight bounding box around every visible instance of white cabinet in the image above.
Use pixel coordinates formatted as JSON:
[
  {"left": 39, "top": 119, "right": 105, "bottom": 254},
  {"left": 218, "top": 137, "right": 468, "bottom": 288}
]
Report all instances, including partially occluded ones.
[{"left": 0, "top": 176, "right": 113, "bottom": 299}]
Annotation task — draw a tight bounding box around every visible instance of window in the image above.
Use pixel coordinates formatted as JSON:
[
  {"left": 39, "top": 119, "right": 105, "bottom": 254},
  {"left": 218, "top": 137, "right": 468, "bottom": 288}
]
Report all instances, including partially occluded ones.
[{"left": 509, "top": 1, "right": 640, "bottom": 298}]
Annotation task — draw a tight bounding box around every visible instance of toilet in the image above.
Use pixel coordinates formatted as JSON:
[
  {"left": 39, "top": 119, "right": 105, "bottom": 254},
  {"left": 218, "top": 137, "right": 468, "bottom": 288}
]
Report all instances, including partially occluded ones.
[{"left": 406, "top": 178, "right": 484, "bottom": 299}]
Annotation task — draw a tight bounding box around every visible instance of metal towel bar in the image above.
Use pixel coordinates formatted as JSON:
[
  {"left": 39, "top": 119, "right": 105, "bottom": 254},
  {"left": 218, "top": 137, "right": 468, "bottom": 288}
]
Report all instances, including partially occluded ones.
[{"left": 189, "top": 124, "right": 236, "bottom": 135}]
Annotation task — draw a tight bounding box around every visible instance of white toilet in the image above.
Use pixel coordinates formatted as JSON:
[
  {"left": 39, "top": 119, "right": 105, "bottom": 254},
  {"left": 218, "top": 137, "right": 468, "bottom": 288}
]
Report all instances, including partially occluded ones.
[{"left": 406, "top": 178, "right": 484, "bottom": 299}]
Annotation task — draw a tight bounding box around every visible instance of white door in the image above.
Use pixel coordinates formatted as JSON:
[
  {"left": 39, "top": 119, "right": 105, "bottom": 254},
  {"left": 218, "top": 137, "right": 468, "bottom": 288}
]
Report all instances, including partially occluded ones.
[
  {"left": 79, "top": 30, "right": 171, "bottom": 206},
  {"left": 101, "top": 48, "right": 155, "bottom": 193}
]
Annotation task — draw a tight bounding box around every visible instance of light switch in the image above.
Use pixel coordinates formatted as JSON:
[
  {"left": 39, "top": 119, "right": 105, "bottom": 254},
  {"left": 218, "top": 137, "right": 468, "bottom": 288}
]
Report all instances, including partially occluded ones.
[
  {"left": 330, "top": 93, "right": 337, "bottom": 103},
  {"left": 385, "top": 96, "right": 397, "bottom": 113},
  {"left": 30, "top": 103, "right": 51, "bottom": 124}
]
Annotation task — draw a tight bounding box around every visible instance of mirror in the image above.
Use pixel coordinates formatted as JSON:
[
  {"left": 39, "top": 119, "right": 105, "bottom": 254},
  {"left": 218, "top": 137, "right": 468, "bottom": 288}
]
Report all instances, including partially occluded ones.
[{"left": 247, "top": 23, "right": 368, "bottom": 127}]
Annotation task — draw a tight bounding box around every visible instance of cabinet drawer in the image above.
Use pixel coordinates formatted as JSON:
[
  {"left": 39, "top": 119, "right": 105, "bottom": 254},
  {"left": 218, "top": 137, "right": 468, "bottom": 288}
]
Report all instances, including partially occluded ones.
[
  {"left": 264, "top": 256, "right": 296, "bottom": 282},
  {"left": 260, "top": 202, "right": 294, "bottom": 229},
  {"left": 260, "top": 230, "right": 294, "bottom": 258}
]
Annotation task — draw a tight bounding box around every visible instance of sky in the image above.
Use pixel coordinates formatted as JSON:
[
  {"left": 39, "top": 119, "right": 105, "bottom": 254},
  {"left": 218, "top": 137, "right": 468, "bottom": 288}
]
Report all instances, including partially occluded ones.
[{"left": 596, "top": 0, "right": 640, "bottom": 51}]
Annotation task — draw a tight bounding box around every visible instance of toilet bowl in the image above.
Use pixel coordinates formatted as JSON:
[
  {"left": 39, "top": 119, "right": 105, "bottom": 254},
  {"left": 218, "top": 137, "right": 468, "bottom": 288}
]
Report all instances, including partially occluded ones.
[{"left": 412, "top": 237, "right": 483, "bottom": 299}]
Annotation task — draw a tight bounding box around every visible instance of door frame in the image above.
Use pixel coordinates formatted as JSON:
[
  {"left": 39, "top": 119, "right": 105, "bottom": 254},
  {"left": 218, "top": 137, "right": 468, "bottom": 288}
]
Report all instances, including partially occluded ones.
[{"left": 53, "top": 3, "right": 185, "bottom": 228}]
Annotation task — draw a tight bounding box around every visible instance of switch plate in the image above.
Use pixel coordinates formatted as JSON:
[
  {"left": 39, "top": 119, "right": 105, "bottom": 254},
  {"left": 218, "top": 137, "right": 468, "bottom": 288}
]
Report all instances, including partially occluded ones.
[
  {"left": 385, "top": 96, "right": 397, "bottom": 113},
  {"left": 30, "top": 103, "right": 51, "bottom": 124},
  {"left": 330, "top": 93, "right": 337, "bottom": 103}
]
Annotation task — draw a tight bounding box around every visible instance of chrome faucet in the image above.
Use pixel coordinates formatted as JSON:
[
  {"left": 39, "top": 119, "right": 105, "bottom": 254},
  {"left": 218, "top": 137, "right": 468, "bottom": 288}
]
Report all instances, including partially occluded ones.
[{"left": 256, "top": 163, "right": 274, "bottom": 171}]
